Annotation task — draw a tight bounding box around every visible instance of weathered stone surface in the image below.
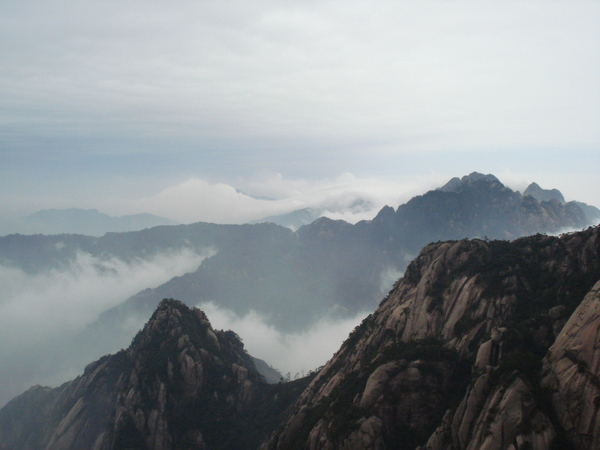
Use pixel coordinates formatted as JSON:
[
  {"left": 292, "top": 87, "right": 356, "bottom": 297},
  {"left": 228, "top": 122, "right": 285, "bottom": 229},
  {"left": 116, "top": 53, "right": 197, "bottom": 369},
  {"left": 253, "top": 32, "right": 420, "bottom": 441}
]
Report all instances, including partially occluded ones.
[
  {"left": 360, "top": 361, "right": 400, "bottom": 409},
  {"left": 265, "top": 226, "right": 600, "bottom": 450},
  {"left": 543, "top": 280, "right": 600, "bottom": 449},
  {"left": 465, "top": 376, "right": 555, "bottom": 450}
]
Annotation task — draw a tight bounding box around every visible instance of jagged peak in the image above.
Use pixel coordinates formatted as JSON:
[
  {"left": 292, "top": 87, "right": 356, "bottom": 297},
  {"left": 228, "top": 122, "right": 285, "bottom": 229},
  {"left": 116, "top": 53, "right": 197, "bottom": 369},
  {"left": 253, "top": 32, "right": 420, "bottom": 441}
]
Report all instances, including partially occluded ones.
[
  {"left": 149, "top": 298, "right": 212, "bottom": 330},
  {"left": 129, "top": 298, "right": 222, "bottom": 357},
  {"left": 437, "top": 172, "right": 503, "bottom": 193},
  {"left": 372, "top": 204, "right": 396, "bottom": 222}
]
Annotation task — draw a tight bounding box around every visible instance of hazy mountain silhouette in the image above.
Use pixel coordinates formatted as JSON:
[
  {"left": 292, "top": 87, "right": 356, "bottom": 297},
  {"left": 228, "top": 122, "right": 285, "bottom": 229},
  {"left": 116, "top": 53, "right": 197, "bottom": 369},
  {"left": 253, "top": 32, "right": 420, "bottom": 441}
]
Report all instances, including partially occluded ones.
[{"left": 0, "top": 208, "right": 177, "bottom": 237}]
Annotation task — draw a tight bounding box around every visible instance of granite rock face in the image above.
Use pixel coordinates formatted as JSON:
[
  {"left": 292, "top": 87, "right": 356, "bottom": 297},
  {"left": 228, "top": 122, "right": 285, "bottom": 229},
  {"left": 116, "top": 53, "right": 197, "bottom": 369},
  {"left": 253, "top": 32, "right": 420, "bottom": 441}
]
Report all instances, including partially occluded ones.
[
  {"left": 542, "top": 280, "right": 600, "bottom": 449},
  {"left": 264, "top": 226, "right": 600, "bottom": 449}
]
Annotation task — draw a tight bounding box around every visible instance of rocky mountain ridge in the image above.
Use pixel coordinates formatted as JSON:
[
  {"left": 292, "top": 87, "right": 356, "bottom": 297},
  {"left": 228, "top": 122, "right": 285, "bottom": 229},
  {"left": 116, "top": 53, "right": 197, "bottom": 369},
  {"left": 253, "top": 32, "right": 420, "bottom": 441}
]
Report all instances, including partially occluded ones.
[
  {"left": 0, "top": 299, "right": 309, "bottom": 449},
  {"left": 2, "top": 226, "right": 600, "bottom": 448},
  {"left": 264, "top": 225, "right": 600, "bottom": 449},
  {"left": 366, "top": 173, "right": 591, "bottom": 256}
]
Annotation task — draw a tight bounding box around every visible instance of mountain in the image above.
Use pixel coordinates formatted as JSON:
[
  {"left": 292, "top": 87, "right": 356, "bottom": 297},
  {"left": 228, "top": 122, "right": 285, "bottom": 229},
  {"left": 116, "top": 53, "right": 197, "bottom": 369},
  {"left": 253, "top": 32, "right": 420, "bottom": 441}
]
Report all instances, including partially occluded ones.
[
  {"left": 250, "top": 208, "right": 322, "bottom": 230},
  {"left": 3, "top": 226, "right": 599, "bottom": 449},
  {"left": 0, "top": 173, "right": 598, "bottom": 407},
  {"left": 0, "top": 208, "right": 178, "bottom": 237},
  {"left": 251, "top": 195, "right": 375, "bottom": 231},
  {"left": 0, "top": 299, "right": 310, "bottom": 449},
  {"left": 523, "top": 182, "right": 600, "bottom": 222},
  {"left": 264, "top": 225, "right": 600, "bottom": 449},
  {"left": 365, "top": 172, "right": 590, "bottom": 256},
  {"left": 523, "top": 182, "right": 566, "bottom": 203}
]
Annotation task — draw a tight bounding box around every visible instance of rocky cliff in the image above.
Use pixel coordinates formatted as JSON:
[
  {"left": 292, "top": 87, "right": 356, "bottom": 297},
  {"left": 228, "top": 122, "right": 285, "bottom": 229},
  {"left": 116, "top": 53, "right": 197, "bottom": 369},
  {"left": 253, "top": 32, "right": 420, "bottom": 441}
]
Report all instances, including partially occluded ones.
[
  {"left": 264, "top": 225, "right": 600, "bottom": 449},
  {"left": 0, "top": 299, "right": 308, "bottom": 449}
]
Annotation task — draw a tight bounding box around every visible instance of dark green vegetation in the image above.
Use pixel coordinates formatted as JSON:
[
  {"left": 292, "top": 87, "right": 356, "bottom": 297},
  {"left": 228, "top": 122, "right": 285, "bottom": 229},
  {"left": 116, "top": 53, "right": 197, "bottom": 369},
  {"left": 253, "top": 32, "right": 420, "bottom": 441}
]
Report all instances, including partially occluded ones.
[{"left": 120, "top": 300, "right": 314, "bottom": 449}]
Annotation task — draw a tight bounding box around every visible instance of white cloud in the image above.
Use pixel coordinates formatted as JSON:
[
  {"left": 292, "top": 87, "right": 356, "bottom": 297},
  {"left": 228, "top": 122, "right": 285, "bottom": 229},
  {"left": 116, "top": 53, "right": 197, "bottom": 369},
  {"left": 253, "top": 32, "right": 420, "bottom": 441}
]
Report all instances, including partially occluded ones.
[
  {"left": 198, "top": 301, "right": 369, "bottom": 377},
  {"left": 1, "top": 1, "right": 599, "bottom": 222},
  {"left": 0, "top": 247, "right": 213, "bottom": 406},
  {"left": 103, "top": 172, "right": 448, "bottom": 225},
  {"left": 102, "top": 169, "right": 600, "bottom": 227},
  {"left": 0, "top": 248, "right": 211, "bottom": 344}
]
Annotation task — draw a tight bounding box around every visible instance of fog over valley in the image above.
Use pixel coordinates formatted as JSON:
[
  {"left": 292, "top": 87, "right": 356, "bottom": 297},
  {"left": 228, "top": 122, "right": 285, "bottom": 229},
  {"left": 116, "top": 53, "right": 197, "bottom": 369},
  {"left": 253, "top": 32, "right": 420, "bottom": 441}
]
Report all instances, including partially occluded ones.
[
  {"left": 0, "top": 248, "right": 211, "bottom": 406},
  {"left": 197, "top": 301, "right": 371, "bottom": 380}
]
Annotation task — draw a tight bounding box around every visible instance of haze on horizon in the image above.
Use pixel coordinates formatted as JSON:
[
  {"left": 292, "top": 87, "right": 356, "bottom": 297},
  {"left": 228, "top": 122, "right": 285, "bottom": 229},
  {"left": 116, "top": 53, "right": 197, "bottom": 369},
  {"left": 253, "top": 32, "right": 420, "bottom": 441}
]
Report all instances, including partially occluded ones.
[{"left": 1, "top": 0, "right": 598, "bottom": 225}]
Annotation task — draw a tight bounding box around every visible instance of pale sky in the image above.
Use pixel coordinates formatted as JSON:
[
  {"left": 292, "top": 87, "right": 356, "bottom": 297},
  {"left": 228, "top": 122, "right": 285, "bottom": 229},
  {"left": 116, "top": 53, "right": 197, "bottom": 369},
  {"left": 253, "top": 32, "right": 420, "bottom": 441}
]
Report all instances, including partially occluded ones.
[{"left": 1, "top": 1, "right": 599, "bottom": 223}]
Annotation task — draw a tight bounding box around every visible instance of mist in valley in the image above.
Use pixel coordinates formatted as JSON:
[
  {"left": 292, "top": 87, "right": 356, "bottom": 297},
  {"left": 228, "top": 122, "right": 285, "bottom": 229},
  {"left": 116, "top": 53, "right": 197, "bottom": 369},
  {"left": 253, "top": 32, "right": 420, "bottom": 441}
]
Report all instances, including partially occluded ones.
[
  {"left": 0, "top": 248, "right": 211, "bottom": 407},
  {"left": 198, "top": 301, "right": 371, "bottom": 379}
]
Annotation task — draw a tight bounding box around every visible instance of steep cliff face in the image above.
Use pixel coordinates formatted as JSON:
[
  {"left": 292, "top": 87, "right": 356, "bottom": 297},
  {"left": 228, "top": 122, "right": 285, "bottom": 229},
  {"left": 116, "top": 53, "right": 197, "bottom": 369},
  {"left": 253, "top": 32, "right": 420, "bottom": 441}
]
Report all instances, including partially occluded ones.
[
  {"left": 542, "top": 280, "right": 600, "bottom": 449},
  {"left": 0, "top": 299, "right": 302, "bottom": 450},
  {"left": 264, "top": 226, "right": 600, "bottom": 449}
]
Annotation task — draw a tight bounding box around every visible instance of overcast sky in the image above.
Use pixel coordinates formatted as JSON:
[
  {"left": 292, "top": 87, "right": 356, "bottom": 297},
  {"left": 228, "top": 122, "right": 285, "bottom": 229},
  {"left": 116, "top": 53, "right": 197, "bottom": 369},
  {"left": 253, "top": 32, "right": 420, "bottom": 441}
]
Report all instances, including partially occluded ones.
[{"left": 1, "top": 1, "right": 599, "bottom": 222}]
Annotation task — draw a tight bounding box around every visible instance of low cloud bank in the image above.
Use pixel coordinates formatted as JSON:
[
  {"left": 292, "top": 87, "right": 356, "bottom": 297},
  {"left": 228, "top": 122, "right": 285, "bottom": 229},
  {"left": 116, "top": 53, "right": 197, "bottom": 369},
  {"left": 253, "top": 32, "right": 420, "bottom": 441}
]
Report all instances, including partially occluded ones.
[
  {"left": 198, "top": 301, "right": 370, "bottom": 378},
  {"left": 0, "top": 248, "right": 211, "bottom": 407},
  {"left": 106, "top": 170, "right": 596, "bottom": 227},
  {"left": 104, "top": 172, "right": 447, "bottom": 225}
]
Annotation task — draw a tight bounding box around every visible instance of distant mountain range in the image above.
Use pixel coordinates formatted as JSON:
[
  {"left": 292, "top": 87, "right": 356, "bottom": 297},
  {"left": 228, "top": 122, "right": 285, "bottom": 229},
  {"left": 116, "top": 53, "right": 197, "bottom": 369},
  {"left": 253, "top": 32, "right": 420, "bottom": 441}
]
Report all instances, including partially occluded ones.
[
  {"left": 250, "top": 207, "right": 322, "bottom": 230},
  {"left": 0, "top": 173, "right": 598, "bottom": 409},
  {"left": 253, "top": 173, "right": 600, "bottom": 231},
  {"left": 0, "top": 208, "right": 178, "bottom": 236},
  {"left": 2, "top": 224, "right": 599, "bottom": 449}
]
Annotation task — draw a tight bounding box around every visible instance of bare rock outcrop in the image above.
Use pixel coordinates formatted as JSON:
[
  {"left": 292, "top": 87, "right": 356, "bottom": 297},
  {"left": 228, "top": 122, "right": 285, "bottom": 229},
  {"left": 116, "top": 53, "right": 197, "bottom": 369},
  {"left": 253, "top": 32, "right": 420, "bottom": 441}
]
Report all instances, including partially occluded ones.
[
  {"left": 424, "top": 373, "right": 556, "bottom": 450},
  {"left": 542, "top": 280, "right": 600, "bottom": 449},
  {"left": 264, "top": 226, "right": 600, "bottom": 449}
]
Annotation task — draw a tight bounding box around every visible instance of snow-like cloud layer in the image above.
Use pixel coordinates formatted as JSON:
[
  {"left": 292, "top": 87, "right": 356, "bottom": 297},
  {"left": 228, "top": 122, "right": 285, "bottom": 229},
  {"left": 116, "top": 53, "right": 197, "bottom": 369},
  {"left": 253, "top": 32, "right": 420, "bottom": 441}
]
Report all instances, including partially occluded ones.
[{"left": 1, "top": 1, "right": 599, "bottom": 222}]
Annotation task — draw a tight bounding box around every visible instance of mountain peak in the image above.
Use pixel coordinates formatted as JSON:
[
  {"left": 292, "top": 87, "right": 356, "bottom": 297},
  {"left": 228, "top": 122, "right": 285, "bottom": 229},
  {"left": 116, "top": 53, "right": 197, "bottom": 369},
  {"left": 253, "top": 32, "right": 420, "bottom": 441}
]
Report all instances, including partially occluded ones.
[
  {"left": 0, "top": 298, "right": 274, "bottom": 449},
  {"left": 523, "top": 182, "right": 566, "bottom": 203},
  {"left": 437, "top": 172, "right": 502, "bottom": 192}
]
